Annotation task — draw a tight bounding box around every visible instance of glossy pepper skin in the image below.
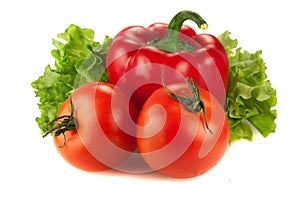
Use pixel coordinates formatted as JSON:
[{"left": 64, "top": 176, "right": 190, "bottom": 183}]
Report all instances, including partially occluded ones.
[{"left": 107, "top": 11, "right": 228, "bottom": 109}]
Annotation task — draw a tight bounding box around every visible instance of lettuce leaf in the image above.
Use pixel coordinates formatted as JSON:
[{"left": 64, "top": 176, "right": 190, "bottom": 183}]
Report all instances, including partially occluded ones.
[
  {"left": 218, "top": 31, "right": 277, "bottom": 142},
  {"left": 32, "top": 24, "right": 113, "bottom": 135}
]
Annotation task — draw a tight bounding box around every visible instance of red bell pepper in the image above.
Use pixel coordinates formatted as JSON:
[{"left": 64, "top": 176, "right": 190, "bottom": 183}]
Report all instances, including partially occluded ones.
[{"left": 107, "top": 10, "right": 229, "bottom": 109}]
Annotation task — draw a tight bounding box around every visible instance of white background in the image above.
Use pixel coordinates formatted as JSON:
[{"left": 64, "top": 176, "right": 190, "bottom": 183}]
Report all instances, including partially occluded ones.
[{"left": 1, "top": 0, "right": 299, "bottom": 198}]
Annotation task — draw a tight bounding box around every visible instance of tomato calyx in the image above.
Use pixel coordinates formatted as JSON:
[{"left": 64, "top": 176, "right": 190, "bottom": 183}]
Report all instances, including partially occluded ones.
[
  {"left": 43, "top": 97, "right": 77, "bottom": 147},
  {"left": 162, "top": 73, "right": 213, "bottom": 134}
]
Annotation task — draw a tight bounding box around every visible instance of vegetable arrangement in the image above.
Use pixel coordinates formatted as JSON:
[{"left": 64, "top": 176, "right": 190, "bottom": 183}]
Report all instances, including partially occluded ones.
[{"left": 32, "top": 10, "right": 277, "bottom": 178}]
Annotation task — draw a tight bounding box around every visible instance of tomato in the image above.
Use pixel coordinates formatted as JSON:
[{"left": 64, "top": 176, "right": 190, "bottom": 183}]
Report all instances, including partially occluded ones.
[
  {"left": 51, "top": 82, "right": 138, "bottom": 172},
  {"left": 136, "top": 81, "right": 229, "bottom": 178}
]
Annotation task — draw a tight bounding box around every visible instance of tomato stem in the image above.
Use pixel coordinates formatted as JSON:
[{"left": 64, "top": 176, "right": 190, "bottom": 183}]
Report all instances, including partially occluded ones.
[
  {"left": 162, "top": 72, "right": 213, "bottom": 134},
  {"left": 43, "top": 97, "right": 77, "bottom": 147}
]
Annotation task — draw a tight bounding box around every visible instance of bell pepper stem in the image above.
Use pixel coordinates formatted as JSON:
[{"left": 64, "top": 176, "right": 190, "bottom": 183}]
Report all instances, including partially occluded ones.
[
  {"left": 168, "top": 10, "right": 208, "bottom": 32},
  {"left": 149, "top": 10, "right": 208, "bottom": 53}
]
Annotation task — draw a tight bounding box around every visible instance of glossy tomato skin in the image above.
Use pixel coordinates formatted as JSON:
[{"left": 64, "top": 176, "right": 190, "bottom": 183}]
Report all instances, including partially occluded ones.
[
  {"left": 54, "top": 82, "right": 138, "bottom": 172},
  {"left": 136, "top": 84, "right": 229, "bottom": 178}
]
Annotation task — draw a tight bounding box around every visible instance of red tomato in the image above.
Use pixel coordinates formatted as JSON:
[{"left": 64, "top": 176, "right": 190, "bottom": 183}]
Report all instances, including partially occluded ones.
[
  {"left": 52, "top": 82, "right": 138, "bottom": 172},
  {"left": 136, "top": 82, "right": 229, "bottom": 178}
]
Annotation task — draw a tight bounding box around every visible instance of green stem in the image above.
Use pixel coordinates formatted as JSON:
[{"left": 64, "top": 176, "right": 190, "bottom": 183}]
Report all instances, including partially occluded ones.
[
  {"left": 43, "top": 97, "right": 77, "bottom": 147},
  {"left": 148, "top": 10, "right": 208, "bottom": 53},
  {"left": 162, "top": 71, "right": 213, "bottom": 134},
  {"left": 167, "top": 10, "right": 208, "bottom": 32}
]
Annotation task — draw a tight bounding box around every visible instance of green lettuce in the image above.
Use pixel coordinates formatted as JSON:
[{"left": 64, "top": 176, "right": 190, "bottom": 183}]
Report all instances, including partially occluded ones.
[
  {"left": 218, "top": 31, "right": 277, "bottom": 142},
  {"left": 32, "top": 24, "right": 113, "bottom": 135}
]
